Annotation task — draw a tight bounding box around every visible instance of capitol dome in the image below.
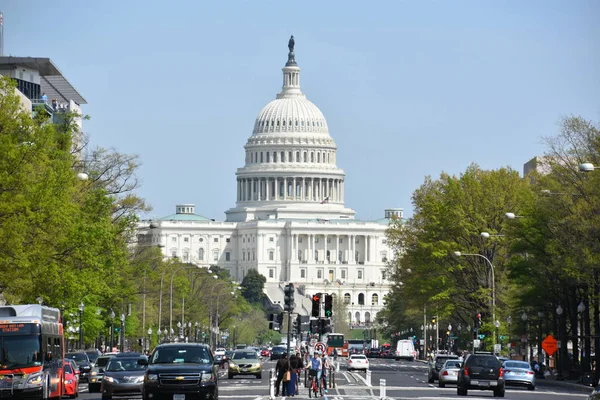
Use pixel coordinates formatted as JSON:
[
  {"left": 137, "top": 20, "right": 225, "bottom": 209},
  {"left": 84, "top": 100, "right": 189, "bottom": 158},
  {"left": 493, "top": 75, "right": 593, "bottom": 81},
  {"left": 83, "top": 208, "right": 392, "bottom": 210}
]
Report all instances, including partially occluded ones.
[{"left": 252, "top": 98, "right": 329, "bottom": 135}]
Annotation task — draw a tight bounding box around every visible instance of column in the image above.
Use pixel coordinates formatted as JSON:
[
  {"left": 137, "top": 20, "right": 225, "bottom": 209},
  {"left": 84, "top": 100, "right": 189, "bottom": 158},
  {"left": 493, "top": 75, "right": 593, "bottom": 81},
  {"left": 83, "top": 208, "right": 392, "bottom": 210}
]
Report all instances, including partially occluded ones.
[
  {"left": 258, "top": 179, "right": 262, "bottom": 201},
  {"left": 341, "top": 181, "right": 344, "bottom": 203},
  {"left": 335, "top": 234, "right": 339, "bottom": 263},
  {"left": 300, "top": 177, "right": 304, "bottom": 200},
  {"left": 237, "top": 179, "right": 240, "bottom": 201},
  {"left": 266, "top": 178, "right": 270, "bottom": 201},
  {"left": 275, "top": 178, "right": 279, "bottom": 200},
  {"left": 252, "top": 179, "right": 256, "bottom": 201},
  {"left": 312, "top": 234, "right": 316, "bottom": 261},
  {"left": 283, "top": 178, "right": 287, "bottom": 200},
  {"left": 366, "top": 236, "right": 370, "bottom": 263},
  {"left": 307, "top": 178, "right": 312, "bottom": 200},
  {"left": 324, "top": 234, "right": 328, "bottom": 264},
  {"left": 295, "top": 234, "right": 299, "bottom": 261},
  {"left": 292, "top": 177, "right": 296, "bottom": 200},
  {"left": 350, "top": 234, "right": 354, "bottom": 264},
  {"left": 326, "top": 179, "right": 330, "bottom": 199}
]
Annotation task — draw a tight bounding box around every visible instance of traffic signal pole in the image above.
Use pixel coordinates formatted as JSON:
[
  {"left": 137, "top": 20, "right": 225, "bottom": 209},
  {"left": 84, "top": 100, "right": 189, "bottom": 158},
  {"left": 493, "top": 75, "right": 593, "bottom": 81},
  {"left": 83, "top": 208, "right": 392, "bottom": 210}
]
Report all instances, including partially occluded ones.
[
  {"left": 287, "top": 311, "right": 292, "bottom": 356},
  {"left": 284, "top": 283, "right": 295, "bottom": 356}
]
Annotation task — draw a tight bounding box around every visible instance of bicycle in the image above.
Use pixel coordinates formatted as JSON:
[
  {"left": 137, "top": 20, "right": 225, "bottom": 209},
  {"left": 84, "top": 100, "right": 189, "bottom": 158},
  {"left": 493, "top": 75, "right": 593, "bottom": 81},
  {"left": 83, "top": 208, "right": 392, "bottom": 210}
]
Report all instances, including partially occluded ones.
[{"left": 308, "top": 370, "right": 324, "bottom": 398}]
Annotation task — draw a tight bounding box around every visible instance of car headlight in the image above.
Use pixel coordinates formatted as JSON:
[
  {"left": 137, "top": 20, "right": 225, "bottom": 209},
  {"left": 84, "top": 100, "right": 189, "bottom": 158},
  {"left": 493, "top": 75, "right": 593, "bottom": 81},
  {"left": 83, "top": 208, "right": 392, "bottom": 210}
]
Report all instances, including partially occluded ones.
[
  {"left": 229, "top": 362, "right": 237, "bottom": 368},
  {"left": 65, "top": 380, "right": 73, "bottom": 385},
  {"left": 135, "top": 376, "right": 145, "bottom": 383},
  {"left": 104, "top": 376, "right": 116, "bottom": 383},
  {"left": 146, "top": 374, "right": 158, "bottom": 382},
  {"left": 254, "top": 364, "right": 261, "bottom": 368},
  {"left": 201, "top": 373, "right": 214, "bottom": 383},
  {"left": 91, "top": 371, "right": 98, "bottom": 376},
  {"left": 26, "top": 373, "right": 44, "bottom": 387}
]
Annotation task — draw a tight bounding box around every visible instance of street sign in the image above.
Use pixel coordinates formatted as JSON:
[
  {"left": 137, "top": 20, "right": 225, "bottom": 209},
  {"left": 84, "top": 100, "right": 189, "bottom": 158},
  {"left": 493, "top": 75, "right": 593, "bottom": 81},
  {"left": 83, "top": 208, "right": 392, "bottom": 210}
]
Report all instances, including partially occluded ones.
[
  {"left": 473, "top": 339, "right": 481, "bottom": 348},
  {"left": 477, "top": 334, "right": 486, "bottom": 339},
  {"left": 494, "top": 344, "right": 501, "bottom": 353},
  {"left": 542, "top": 334, "right": 558, "bottom": 356},
  {"left": 520, "top": 335, "right": 528, "bottom": 343},
  {"left": 315, "top": 342, "right": 326, "bottom": 353}
]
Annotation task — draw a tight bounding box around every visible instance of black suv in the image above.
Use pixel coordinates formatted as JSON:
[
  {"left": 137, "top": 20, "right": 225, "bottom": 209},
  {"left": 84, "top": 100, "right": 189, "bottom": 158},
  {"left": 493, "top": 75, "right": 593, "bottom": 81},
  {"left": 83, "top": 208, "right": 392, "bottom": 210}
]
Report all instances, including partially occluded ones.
[
  {"left": 141, "top": 343, "right": 218, "bottom": 400},
  {"left": 428, "top": 354, "right": 461, "bottom": 383},
  {"left": 457, "top": 353, "right": 505, "bottom": 397},
  {"left": 66, "top": 352, "right": 92, "bottom": 382}
]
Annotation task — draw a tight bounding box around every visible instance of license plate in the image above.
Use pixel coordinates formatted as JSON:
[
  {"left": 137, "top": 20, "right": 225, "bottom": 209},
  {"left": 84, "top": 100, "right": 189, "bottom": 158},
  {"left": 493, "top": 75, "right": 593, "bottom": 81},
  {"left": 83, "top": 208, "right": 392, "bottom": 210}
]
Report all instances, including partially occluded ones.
[
  {"left": 479, "top": 381, "right": 490, "bottom": 387},
  {"left": 470, "top": 380, "right": 479, "bottom": 385},
  {"left": 0, "top": 379, "right": 12, "bottom": 389},
  {"left": 174, "top": 395, "right": 185, "bottom": 400}
]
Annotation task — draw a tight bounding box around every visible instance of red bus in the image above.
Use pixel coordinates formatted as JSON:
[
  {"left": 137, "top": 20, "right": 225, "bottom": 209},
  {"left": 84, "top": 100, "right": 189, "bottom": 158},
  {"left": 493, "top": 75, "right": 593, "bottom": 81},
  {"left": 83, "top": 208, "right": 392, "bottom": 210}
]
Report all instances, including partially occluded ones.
[
  {"left": 0, "top": 304, "right": 64, "bottom": 400},
  {"left": 323, "top": 333, "right": 348, "bottom": 357}
]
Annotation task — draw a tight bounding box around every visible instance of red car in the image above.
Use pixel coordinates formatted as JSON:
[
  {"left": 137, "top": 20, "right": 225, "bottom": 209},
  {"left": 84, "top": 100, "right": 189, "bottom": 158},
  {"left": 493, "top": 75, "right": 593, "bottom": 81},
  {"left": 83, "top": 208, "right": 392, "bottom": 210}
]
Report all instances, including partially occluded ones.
[
  {"left": 63, "top": 360, "right": 79, "bottom": 398},
  {"left": 260, "top": 349, "right": 270, "bottom": 357}
]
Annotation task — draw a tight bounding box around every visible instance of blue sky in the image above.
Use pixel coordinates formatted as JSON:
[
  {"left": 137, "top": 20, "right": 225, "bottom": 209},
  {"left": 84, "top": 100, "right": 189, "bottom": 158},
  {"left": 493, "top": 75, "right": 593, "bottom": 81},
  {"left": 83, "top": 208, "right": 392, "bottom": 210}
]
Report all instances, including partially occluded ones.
[{"left": 3, "top": 0, "right": 598, "bottom": 220}]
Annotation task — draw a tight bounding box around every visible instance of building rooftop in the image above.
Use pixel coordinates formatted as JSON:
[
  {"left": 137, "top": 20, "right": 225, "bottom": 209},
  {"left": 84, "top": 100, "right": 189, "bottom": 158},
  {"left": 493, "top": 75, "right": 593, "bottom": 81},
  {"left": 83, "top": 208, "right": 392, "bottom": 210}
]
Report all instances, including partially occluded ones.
[{"left": 0, "top": 56, "right": 87, "bottom": 105}]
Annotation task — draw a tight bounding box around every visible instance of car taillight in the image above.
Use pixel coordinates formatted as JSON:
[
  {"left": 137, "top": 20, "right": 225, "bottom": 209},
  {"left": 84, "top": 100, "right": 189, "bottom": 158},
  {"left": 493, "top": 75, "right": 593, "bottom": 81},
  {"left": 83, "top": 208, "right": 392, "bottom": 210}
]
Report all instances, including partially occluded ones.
[
  {"left": 442, "top": 371, "right": 448, "bottom": 376},
  {"left": 349, "top": 360, "right": 352, "bottom": 363},
  {"left": 499, "top": 367, "right": 504, "bottom": 377},
  {"left": 526, "top": 371, "right": 534, "bottom": 375},
  {"left": 463, "top": 366, "right": 469, "bottom": 376}
]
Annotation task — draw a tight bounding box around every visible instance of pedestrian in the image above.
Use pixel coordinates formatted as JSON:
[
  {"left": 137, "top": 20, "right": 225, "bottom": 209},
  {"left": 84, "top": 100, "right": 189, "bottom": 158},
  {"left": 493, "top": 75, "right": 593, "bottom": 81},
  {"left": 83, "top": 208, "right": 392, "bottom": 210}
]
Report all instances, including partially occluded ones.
[
  {"left": 41, "top": 92, "right": 48, "bottom": 103},
  {"left": 288, "top": 352, "right": 302, "bottom": 396},
  {"left": 275, "top": 354, "right": 290, "bottom": 397}
]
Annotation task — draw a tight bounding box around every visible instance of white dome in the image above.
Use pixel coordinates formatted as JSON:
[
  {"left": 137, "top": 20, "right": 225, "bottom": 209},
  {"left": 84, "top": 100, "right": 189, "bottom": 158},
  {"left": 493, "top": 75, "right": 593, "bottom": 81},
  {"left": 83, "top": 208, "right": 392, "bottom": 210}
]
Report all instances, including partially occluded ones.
[{"left": 252, "top": 97, "right": 329, "bottom": 135}]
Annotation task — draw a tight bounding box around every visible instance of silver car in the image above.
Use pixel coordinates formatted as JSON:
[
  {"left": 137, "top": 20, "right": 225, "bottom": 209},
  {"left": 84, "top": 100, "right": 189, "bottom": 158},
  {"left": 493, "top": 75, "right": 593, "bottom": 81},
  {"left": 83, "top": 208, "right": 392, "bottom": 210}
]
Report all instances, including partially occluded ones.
[
  {"left": 438, "top": 359, "right": 462, "bottom": 387},
  {"left": 502, "top": 360, "right": 536, "bottom": 390}
]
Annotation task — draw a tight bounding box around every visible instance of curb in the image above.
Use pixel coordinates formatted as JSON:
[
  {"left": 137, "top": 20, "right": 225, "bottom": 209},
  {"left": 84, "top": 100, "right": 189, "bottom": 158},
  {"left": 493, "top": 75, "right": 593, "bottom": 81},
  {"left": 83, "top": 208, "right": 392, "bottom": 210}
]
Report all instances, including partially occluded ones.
[{"left": 537, "top": 379, "right": 594, "bottom": 394}]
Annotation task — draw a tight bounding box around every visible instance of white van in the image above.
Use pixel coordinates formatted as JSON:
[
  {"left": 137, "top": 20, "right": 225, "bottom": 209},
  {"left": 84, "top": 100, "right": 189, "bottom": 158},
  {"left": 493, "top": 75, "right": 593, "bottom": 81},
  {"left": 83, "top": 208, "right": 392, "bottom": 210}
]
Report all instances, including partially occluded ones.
[{"left": 395, "top": 340, "right": 416, "bottom": 361}]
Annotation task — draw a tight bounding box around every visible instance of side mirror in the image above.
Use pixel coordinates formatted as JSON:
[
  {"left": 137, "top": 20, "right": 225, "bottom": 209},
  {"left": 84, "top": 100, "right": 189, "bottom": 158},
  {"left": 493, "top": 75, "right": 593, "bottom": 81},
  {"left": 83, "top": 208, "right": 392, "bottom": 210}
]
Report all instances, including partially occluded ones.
[{"left": 137, "top": 358, "right": 148, "bottom": 366}]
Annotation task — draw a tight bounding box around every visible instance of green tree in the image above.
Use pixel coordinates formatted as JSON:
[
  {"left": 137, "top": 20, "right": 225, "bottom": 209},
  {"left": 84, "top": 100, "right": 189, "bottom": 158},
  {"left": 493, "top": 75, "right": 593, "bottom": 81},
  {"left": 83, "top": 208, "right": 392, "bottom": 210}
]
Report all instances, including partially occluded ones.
[{"left": 240, "top": 269, "right": 266, "bottom": 303}]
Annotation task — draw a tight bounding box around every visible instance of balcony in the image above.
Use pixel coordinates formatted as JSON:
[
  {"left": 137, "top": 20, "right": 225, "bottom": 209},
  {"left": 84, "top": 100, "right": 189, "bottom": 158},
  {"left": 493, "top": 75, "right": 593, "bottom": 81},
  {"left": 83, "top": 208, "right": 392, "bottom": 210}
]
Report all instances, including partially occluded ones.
[{"left": 30, "top": 99, "right": 55, "bottom": 116}]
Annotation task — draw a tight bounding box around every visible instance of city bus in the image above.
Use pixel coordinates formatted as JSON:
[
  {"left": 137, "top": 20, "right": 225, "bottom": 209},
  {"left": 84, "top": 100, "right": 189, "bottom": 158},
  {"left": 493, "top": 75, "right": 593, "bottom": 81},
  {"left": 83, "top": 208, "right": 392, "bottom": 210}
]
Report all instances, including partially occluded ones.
[
  {"left": 323, "top": 333, "right": 348, "bottom": 357},
  {"left": 0, "top": 304, "right": 64, "bottom": 400}
]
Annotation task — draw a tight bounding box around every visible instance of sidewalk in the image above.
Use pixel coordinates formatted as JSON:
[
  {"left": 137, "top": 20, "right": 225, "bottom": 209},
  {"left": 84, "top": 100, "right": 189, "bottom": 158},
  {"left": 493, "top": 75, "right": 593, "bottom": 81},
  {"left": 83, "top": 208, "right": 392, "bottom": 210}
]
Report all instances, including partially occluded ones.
[{"left": 534, "top": 375, "right": 595, "bottom": 394}]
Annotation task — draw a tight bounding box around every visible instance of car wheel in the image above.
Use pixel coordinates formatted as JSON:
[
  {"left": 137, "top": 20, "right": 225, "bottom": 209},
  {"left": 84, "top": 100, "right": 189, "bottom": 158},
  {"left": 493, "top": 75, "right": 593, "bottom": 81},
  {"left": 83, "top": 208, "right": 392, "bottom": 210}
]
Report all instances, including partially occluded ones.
[
  {"left": 438, "top": 381, "right": 445, "bottom": 388},
  {"left": 493, "top": 388, "right": 505, "bottom": 397},
  {"left": 528, "top": 385, "right": 535, "bottom": 391}
]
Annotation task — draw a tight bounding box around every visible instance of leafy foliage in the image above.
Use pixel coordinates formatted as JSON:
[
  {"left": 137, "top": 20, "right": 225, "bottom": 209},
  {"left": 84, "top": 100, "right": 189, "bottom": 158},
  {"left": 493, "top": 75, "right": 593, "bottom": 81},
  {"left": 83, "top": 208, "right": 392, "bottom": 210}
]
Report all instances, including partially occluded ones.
[{"left": 240, "top": 269, "right": 266, "bottom": 304}]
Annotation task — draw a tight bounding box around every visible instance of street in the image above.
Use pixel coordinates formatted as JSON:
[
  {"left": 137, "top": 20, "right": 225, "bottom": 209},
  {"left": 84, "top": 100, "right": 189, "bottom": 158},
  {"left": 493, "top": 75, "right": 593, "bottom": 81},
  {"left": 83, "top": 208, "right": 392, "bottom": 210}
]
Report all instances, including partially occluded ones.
[{"left": 74, "top": 358, "right": 592, "bottom": 400}]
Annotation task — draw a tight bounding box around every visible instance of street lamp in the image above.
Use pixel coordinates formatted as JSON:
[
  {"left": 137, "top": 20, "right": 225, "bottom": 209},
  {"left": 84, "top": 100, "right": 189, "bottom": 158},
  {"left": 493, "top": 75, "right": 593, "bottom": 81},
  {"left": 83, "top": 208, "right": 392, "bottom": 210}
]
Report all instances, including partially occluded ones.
[
  {"left": 556, "top": 305, "right": 564, "bottom": 379},
  {"left": 480, "top": 232, "right": 504, "bottom": 239},
  {"left": 537, "top": 311, "right": 544, "bottom": 367},
  {"left": 120, "top": 313, "right": 126, "bottom": 352},
  {"left": 78, "top": 302, "right": 85, "bottom": 350},
  {"left": 109, "top": 310, "right": 115, "bottom": 351},
  {"left": 453, "top": 251, "right": 497, "bottom": 345},
  {"left": 147, "top": 327, "right": 153, "bottom": 352},
  {"left": 577, "top": 301, "right": 586, "bottom": 372},
  {"left": 522, "top": 312, "right": 528, "bottom": 361},
  {"left": 579, "top": 162, "right": 599, "bottom": 172},
  {"left": 507, "top": 316, "right": 512, "bottom": 356}
]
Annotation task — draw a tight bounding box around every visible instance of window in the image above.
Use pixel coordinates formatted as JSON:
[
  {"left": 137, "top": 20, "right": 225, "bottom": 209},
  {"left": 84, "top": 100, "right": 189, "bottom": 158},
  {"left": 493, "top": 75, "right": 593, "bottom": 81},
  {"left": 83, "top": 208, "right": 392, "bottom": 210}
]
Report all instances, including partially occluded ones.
[
  {"left": 243, "top": 252, "right": 246, "bottom": 261},
  {"left": 225, "top": 252, "right": 231, "bottom": 261},
  {"left": 270, "top": 237, "right": 274, "bottom": 242},
  {"left": 344, "top": 293, "right": 350, "bottom": 304},
  {"left": 315, "top": 238, "right": 319, "bottom": 243},
  {"left": 314, "top": 250, "right": 319, "bottom": 261},
  {"left": 171, "top": 250, "right": 177, "bottom": 258},
  {"left": 260, "top": 152, "right": 263, "bottom": 162},
  {"left": 182, "top": 251, "right": 189, "bottom": 262},
  {"left": 198, "top": 248, "right": 205, "bottom": 261},
  {"left": 298, "top": 250, "right": 302, "bottom": 261},
  {"left": 269, "top": 251, "right": 274, "bottom": 261},
  {"left": 327, "top": 238, "right": 331, "bottom": 243},
  {"left": 267, "top": 152, "right": 270, "bottom": 162},
  {"left": 317, "top": 270, "right": 322, "bottom": 279},
  {"left": 326, "top": 250, "right": 331, "bottom": 262},
  {"left": 252, "top": 250, "right": 255, "bottom": 261},
  {"left": 296, "top": 152, "right": 300, "bottom": 162},
  {"left": 355, "top": 251, "right": 359, "bottom": 262},
  {"left": 341, "top": 270, "right": 346, "bottom": 279},
  {"left": 274, "top": 152, "right": 277, "bottom": 162},
  {"left": 328, "top": 269, "right": 334, "bottom": 280},
  {"left": 172, "top": 237, "right": 176, "bottom": 242},
  {"left": 300, "top": 269, "right": 306, "bottom": 278},
  {"left": 371, "top": 294, "right": 379, "bottom": 305},
  {"left": 281, "top": 151, "right": 285, "bottom": 162},
  {"left": 382, "top": 270, "right": 386, "bottom": 280},
  {"left": 269, "top": 269, "right": 274, "bottom": 278},
  {"left": 184, "top": 237, "right": 189, "bottom": 242},
  {"left": 338, "top": 251, "right": 343, "bottom": 262},
  {"left": 355, "top": 238, "right": 360, "bottom": 244},
  {"left": 213, "top": 250, "right": 219, "bottom": 261},
  {"left": 199, "top": 238, "right": 204, "bottom": 242},
  {"left": 358, "top": 270, "right": 363, "bottom": 279},
  {"left": 214, "top": 237, "right": 219, "bottom": 243},
  {"left": 226, "top": 238, "right": 230, "bottom": 243},
  {"left": 242, "top": 237, "right": 245, "bottom": 243},
  {"left": 299, "top": 237, "right": 303, "bottom": 243},
  {"left": 303, "top": 152, "right": 307, "bottom": 162},
  {"left": 381, "top": 252, "right": 388, "bottom": 262},
  {"left": 339, "top": 238, "right": 343, "bottom": 243},
  {"left": 358, "top": 293, "right": 365, "bottom": 305},
  {"left": 382, "top": 239, "right": 387, "bottom": 244}
]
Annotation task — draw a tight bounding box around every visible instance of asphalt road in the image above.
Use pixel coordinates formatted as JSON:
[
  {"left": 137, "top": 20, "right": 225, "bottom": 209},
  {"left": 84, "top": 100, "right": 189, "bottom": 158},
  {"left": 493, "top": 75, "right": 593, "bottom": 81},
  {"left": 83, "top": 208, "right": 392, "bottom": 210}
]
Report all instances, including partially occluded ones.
[{"left": 73, "top": 357, "right": 593, "bottom": 400}]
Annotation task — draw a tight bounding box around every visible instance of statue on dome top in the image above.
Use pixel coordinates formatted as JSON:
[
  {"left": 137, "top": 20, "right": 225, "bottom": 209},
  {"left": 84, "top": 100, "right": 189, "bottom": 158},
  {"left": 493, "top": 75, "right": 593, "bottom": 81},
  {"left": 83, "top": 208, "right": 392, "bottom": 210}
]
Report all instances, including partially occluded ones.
[{"left": 288, "top": 35, "right": 295, "bottom": 53}]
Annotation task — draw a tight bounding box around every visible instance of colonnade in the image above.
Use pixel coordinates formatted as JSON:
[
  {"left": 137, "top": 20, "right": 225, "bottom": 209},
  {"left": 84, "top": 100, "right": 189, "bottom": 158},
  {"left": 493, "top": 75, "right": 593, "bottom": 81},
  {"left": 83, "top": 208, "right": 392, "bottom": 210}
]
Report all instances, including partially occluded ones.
[
  {"left": 237, "top": 177, "right": 344, "bottom": 203},
  {"left": 290, "top": 233, "right": 377, "bottom": 265}
]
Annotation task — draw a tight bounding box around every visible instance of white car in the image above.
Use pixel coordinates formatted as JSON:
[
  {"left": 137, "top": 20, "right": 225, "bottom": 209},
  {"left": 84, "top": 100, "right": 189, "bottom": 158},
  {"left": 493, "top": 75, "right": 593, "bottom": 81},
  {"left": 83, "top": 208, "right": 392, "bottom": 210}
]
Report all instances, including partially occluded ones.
[
  {"left": 347, "top": 354, "right": 369, "bottom": 372},
  {"left": 214, "top": 348, "right": 226, "bottom": 356}
]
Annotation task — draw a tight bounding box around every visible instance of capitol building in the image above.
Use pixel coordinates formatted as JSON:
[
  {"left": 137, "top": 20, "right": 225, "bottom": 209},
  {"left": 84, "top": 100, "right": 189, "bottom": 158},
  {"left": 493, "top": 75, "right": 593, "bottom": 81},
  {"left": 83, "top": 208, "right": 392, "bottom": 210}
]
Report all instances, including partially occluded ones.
[{"left": 138, "top": 40, "right": 401, "bottom": 325}]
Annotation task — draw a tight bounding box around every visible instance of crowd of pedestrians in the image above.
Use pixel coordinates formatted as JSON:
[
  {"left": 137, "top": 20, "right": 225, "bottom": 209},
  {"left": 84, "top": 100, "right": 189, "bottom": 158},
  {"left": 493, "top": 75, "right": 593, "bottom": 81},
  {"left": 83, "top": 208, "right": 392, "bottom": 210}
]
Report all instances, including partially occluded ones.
[{"left": 274, "top": 350, "right": 334, "bottom": 397}]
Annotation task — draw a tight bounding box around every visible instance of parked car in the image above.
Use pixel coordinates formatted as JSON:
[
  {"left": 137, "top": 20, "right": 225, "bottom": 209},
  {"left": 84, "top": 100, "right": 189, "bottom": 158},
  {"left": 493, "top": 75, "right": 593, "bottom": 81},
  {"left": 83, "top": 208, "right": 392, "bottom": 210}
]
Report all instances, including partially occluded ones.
[
  {"left": 457, "top": 353, "right": 505, "bottom": 397},
  {"left": 347, "top": 354, "right": 369, "bottom": 372},
  {"left": 140, "top": 343, "right": 218, "bottom": 400},
  {"left": 438, "top": 359, "right": 462, "bottom": 388},
  {"left": 89, "top": 354, "right": 116, "bottom": 392},
  {"left": 66, "top": 352, "right": 92, "bottom": 382},
  {"left": 101, "top": 353, "right": 147, "bottom": 399},
  {"left": 502, "top": 360, "right": 536, "bottom": 390},
  {"left": 428, "top": 354, "right": 461, "bottom": 383},
  {"left": 228, "top": 349, "right": 262, "bottom": 379},
  {"left": 269, "top": 346, "right": 286, "bottom": 360},
  {"left": 63, "top": 360, "right": 79, "bottom": 398},
  {"left": 260, "top": 348, "right": 270, "bottom": 358}
]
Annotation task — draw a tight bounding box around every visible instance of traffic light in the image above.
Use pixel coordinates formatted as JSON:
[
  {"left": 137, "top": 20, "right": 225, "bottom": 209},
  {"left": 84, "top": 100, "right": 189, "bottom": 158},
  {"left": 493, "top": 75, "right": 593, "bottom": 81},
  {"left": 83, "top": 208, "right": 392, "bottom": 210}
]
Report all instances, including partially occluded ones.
[
  {"left": 138, "top": 338, "right": 143, "bottom": 346},
  {"left": 293, "top": 315, "right": 299, "bottom": 334},
  {"left": 284, "top": 283, "right": 295, "bottom": 312},
  {"left": 310, "top": 319, "right": 320, "bottom": 334},
  {"left": 324, "top": 294, "right": 333, "bottom": 317},
  {"left": 320, "top": 318, "right": 332, "bottom": 334},
  {"left": 311, "top": 293, "right": 322, "bottom": 317}
]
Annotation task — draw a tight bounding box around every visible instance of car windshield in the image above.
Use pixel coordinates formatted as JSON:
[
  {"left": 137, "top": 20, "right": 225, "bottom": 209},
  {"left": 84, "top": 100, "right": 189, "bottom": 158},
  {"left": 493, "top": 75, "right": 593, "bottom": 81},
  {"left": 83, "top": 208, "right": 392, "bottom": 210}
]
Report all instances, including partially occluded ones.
[
  {"left": 469, "top": 357, "right": 499, "bottom": 368},
  {"left": 96, "top": 357, "right": 112, "bottom": 368},
  {"left": 0, "top": 336, "right": 43, "bottom": 369},
  {"left": 351, "top": 355, "right": 366, "bottom": 360},
  {"left": 504, "top": 361, "right": 531, "bottom": 369},
  {"left": 272, "top": 347, "right": 285, "bottom": 352},
  {"left": 66, "top": 353, "right": 88, "bottom": 363},
  {"left": 86, "top": 352, "right": 99, "bottom": 363},
  {"left": 106, "top": 358, "right": 146, "bottom": 372},
  {"left": 64, "top": 363, "right": 73, "bottom": 374},
  {"left": 151, "top": 347, "right": 211, "bottom": 364},
  {"left": 443, "top": 360, "right": 461, "bottom": 369},
  {"left": 436, "top": 357, "right": 457, "bottom": 368},
  {"left": 233, "top": 351, "right": 258, "bottom": 360}
]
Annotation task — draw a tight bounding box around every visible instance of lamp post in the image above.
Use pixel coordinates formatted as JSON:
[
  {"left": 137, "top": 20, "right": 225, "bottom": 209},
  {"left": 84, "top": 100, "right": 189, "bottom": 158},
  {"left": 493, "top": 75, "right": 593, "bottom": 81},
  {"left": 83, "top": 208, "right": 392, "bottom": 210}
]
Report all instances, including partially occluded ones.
[
  {"left": 120, "top": 313, "right": 126, "bottom": 352},
  {"left": 521, "top": 312, "right": 528, "bottom": 361},
  {"left": 78, "top": 302, "right": 85, "bottom": 350},
  {"left": 579, "top": 162, "right": 599, "bottom": 172},
  {"left": 147, "top": 328, "right": 152, "bottom": 353},
  {"left": 494, "top": 320, "right": 501, "bottom": 354},
  {"left": 577, "top": 300, "right": 586, "bottom": 372},
  {"left": 454, "top": 251, "right": 496, "bottom": 345},
  {"left": 109, "top": 310, "right": 115, "bottom": 351},
  {"left": 507, "top": 316, "right": 512, "bottom": 357},
  {"left": 537, "top": 311, "right": 544, "bottom": 367},
  {"left": 556, "top": 305, "right": 564, "bottom": 379}
]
